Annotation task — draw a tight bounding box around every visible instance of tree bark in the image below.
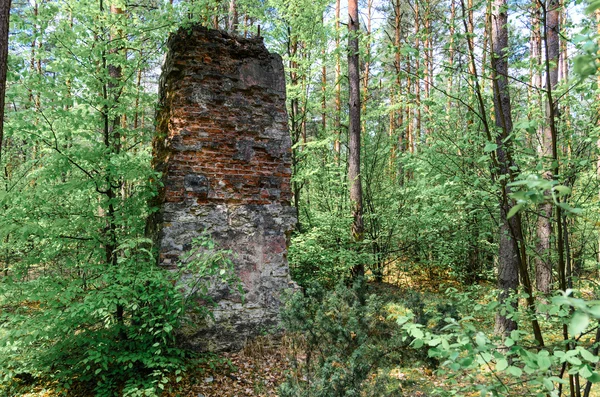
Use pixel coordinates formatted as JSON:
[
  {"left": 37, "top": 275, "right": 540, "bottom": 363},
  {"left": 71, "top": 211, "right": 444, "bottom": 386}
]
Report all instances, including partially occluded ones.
[
  {"left": 490, "top": 0, "right": 519, "bottom": 337},
  {"left": 348, "top": 0, "right": 364, "bottom": 278},
  {"left": 0, "top": 0, "right": 12, "bottom": 163},
  {"left": 334, "top": 0, "right": 341, "bottom": 158},
  {"left": 227, "top": 0, "right": 238, "bottom": 33},
  {"left": 413, "top": 0, "right": 420, "bottom": 151},
  {"left": 288, "top": 32, "right": 302, "bottom": 230},
  {"left": 321, "top": 13, "right": 326, "bottom": 136},
  {"left": 362, "top": 0, "right": 372, "bottom": 136},
  {"left": 536, "top": 0, "right": 560, "bottom": 295},
  {"left": 530, "top": 1, "right": 542, "bottom": 151},
  {"left": 100, "top": 0, "right": 125, "bottom": 339},
  {"left": 391, "top": 0, "right": 403, "bottom": 167},
  {"left": 447, "top": 0, "right": 455, "bottom": 113},
  {"left": 423, "top": 1, "right": 431, "bottom": 138},
  {"left": 596, "top": 11, "right": 600, "bottom": 282}
]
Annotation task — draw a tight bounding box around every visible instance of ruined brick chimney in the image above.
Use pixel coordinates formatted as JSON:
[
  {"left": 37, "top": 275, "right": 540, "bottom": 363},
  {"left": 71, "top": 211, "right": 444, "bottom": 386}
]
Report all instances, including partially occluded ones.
[{"left": 148, "top": 26, "right": 296, "bottom": 351}]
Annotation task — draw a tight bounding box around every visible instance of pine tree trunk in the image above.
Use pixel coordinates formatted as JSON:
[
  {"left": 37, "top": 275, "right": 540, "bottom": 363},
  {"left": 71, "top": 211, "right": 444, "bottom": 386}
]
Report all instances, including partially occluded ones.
[
  {"left": 391, "top": 0, "right": 402, "bottom": 167},
  {"left": 481, "top": 1, "right": 491, "bottom": 92},
  {"left": 447, "top": 0, "right": 455, "bottom": 112},
  {"left": 406, "top": 55, "right": 412, "bottom": 154},
  {"left": 227, "top": 0, "right": 238, "bottom": 33},
  {"left": 530, "top": 3, "right": 542, "bottom": 150},
  {"left": 321, "top": 14, "right": 326, "bottom": 136},
  {"left": 362, "top": 0, "right": 372, "bottom": 135},
  {"left": 413, "top": 0, "right": 420, "bottom": 151},
  {"left": 348, "top": 0, "right": 364, "bottom": 278},
  {"left": 0, "top": 0, "right": 11, "bottom": 163},
  {"left": 536, "top": 0, "right": 560, "bottom": 295},
  {"left": 334, "top": 0, "right": 341, "bottom": 158},
  {"left": 423, "top": 1, "right": 431, "bottom": 139},
  {"left": 288, "top": 35, "right": 302, "bottom": 230}
]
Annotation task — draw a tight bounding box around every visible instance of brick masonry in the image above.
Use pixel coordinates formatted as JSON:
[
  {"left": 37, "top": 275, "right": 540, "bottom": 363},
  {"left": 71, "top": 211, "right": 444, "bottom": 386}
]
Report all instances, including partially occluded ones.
[{"left": 148, "top": 26, "right": 296, "bottom": 351}]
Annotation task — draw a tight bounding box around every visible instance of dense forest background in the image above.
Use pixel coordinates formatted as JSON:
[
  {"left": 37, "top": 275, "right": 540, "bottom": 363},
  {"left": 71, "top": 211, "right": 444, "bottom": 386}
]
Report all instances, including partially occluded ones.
[{"left": 2, "top": 0, "right": 600, "bottom": 395}]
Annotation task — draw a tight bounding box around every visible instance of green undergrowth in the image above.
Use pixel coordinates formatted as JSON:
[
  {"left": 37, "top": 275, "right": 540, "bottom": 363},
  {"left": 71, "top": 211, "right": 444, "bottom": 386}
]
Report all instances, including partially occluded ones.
[
  {"left": 279, "top": 278, "right": 600, "bottom": 397},
  {"left": 0, "top": 236, "right": 239, "bottom": 397}
]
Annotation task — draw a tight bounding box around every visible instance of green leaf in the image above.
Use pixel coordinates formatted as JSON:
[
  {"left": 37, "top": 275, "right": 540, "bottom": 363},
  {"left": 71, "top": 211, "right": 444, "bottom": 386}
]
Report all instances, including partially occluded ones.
[
  {"left": 552, "top": 185, "right": 571, "bottom": 197},
  {"left": 580, "top": 349, "right": 599, "bottom": 363},
  {"left": 507, "top": 366, "right": 523, "bottom": 377},
  {"left": 543, "top": 378, "right": 554, "bottom": 391},
  {"left": 580, "top": 365, "right": 593, "bottom": 379},
  {"left": 569, "top": 312, "right": 590, "bottom": 336},
  {"left": 475, "top": 332, "right": 487, "bottom": 347},
  {"left": 538, "top": 355, "right": 551, "bottom": 370},
  {"left": 510, "top": 330, "right": 521, "bottom": 341},
  {"left": 410, "top": 327, "right": 425, "bottom": 339},
  {"left": 496, "top": 358, "right": 509, "bottom": 371},
  {"left": 484, "top": 143, "right": 498, "bottom": 152},
  {"left": 588, "top": 372, "right": 600, "bottom": 383},
  {"left": 507, "top": 204, "right": 523, "bottom": 219},
  {"left": 587, "top": 305, "right": 600, "bottom": 318}
]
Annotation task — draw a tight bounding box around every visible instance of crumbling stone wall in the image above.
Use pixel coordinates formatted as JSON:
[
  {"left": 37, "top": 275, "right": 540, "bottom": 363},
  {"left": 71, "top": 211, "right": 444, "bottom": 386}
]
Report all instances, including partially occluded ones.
[{"left": 149, "top": 26, "right": 296, "bottom": 351}]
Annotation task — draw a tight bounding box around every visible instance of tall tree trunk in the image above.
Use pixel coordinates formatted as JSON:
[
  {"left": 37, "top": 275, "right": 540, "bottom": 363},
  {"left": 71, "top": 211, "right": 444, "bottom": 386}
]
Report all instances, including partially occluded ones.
[
  {"left": 447, "top": 0, "right": 455, "bottom": 113},
  {"left": 288, "top": 33, "right": 302, "bottom": 230},
  {"left": 467, "top": 0, "right": 475, "bottom": 78},
  {"left": 596, "top": 10, "right": 600, "bottom": 282},
  {"left": 490, "top": 0, "right": 520, "bottom": 337},
  {"left": 464, "top": 0, "right": 476, "bottom": 130},
  {"left": 391, "top": 0, "right": 402, "bottom": 166},
  {"left": 481, "top": 0, "right": 491, "bottom": 92},
  {"left": 530, "top": 1, "right": 542, "bottom": 128},
  {"left": 406, "top": 54, "right": 412, "bottom": 154},
  {"left": 334, "top": 0, "right": 341, "bottom": 158},
  {"left": 423, "top": 1, "right": 431, "bottom": 138},
  {"left": 104, "top": 2, "right": 125, "bottom": 336},
  {"left": 227, "top": 0, "right": 238, "bottom": 33},
  {"left": 458, "top": 0, "right": 542, "bottom": 343},
  {"left": 321, "top": 14, "right": 326, "bottom": 136},
  {"left": 300, "top": 44, "right": 307, "bottom": 146},
  {"left": 348, "top": 0, "right": 364, "bottom": 278},
  {"left": 362, "top": 0, "right": 372, "bottom": 135},
  {"left": 413, "top": 0, "right": 420, "bottom": 151},
  {"left": 536, "top": 0, "right": 560, "bottom": 295},
  {"left": 0, "top": 0, "right": 11, "bottom": 163},
  {"left": 133, "top": 67, "right": 142, "bottom": 129},
  {"left": 559, "top": 5, "right": 571, "bottom": 152},
  {"left": 28, "top": 1, "right": 37, "bottom": 107},
  {"left": 559, "top": 5, "right": 568, "bottom": 85}
]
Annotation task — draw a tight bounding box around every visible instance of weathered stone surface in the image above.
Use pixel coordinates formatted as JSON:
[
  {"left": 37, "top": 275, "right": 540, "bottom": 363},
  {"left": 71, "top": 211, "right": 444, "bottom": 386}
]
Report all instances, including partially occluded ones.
[{"left": 148, "top": 26, "right": 296, "bottom": 351}]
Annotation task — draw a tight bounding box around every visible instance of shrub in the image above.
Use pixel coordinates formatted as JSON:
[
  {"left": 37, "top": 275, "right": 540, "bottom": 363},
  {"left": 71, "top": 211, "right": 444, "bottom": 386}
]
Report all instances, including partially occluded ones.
[
  {"left": 0, "top": 236, "right": 237, "bottom": 397},
  {"left": 279, "top": 280, "right": 403, "bottom": 397}
]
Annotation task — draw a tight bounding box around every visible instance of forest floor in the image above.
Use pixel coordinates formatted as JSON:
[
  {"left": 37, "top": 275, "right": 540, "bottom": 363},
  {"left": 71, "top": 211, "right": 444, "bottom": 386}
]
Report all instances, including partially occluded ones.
[
  {"left": 20, "top": 268, "right": 599, "bottom": 396},
  {"left": 166, "top": 335, "right": 293, "bottom": 397},
  {"left": 166, "top": 335, "right": 440, "bottom": 397},
  {"left": 167, "top": 267, "right": 600, "bottom": 397},
  {"left": 167, "top": 268, "right": 464, "bottom": 397},
  {"left": 9, "top": 268, "right": 459, "bottom": 397}
]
